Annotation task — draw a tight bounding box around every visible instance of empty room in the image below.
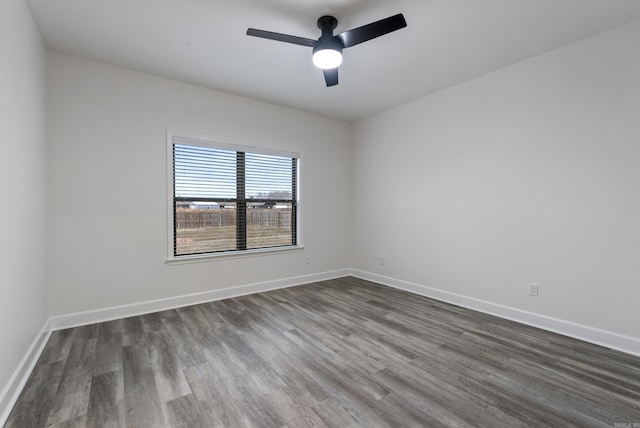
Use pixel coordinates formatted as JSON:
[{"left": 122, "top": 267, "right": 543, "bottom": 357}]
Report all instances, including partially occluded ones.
[{"left": 2, "top": 0, "right": 640, "bottom": 426}]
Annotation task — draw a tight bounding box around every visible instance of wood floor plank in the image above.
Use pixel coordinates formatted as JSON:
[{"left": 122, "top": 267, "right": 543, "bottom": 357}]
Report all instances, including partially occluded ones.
[
  {"left": 86, "top": 370, "right": 124, "bottom": 428},
  {"left": 160, "top": 312, "right": 207, "bottom": 369},
  {"left": 4, "top": 361, "right": 65, "bottom": 428},
  {"left": 45, "top": 337, "right": 97, "bottom": 425},
  {"left": 38, "top": 329, "right": 75, "bottom": 365},
  {"left": 182, "top": 362, "right": 245, "bottom": 427},
  {"left": 121, "top": 316, "right": 145, "bottom": 348},
  {"left": 122, "top": 343, "right": 165, "bottom": 428},
  {"left": 146, "top": 332, "right": 192, "bottom": 403},
  {"left": 310, "top": 398, "right": 363, "bottom": 428},
  {"left": 140, "top": 312, "right": 164, "bottom": 334},
  {"left": 7, "top": 276, "right": 640, "bottom": 427},
  {"left": 259, "top": 387, "right": 326, "bottom": 428},
  {"left": 53, "top": 414, "right": 88, "bottom": 428},
  {"left": 93, "top": 320, "right": 123, "bottom": 376},
  {"left": 161, "top": 394, "right": 206, "bottom": 428}
]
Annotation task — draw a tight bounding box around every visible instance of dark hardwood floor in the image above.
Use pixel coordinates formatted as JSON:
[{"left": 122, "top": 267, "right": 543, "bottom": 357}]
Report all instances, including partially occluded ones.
[{"left": 6, "top": 277, "right": 640, "bottom": 427}]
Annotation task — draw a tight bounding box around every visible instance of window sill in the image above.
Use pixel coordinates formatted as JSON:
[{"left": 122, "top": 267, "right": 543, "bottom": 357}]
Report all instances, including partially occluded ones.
[{"left": 165, "top": 245, "right": 304, "bottom": 265}]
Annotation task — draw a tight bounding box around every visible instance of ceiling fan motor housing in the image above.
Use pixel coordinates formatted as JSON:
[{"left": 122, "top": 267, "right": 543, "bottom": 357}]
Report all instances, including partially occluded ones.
[
  {"left": 312, "top": 37, "right": 343, "bottom": 55},
  {"left": 314, "top": 16, "right": 344, "bottom": 53},
  {"left": 317, "top": 16, "right": 338, "bottom": 33}
]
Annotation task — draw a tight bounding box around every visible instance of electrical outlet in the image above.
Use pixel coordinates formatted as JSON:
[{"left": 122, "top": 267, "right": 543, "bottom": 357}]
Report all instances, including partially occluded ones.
[
  {"left": 305, "top": 256, "right": 311, "bottom": 265},
  {"left": 378, "top": 256, "right": 384, "bottom": 265},
  {"left": 528, "top": 283, "right": 539, "bottom": 297}
]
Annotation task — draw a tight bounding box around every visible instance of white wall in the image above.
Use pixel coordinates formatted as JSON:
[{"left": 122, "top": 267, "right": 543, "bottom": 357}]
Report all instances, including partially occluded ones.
[
  {"left": 0, "top": 0, "right": 48, "bottom": 417},
  {"left": 28, "top": 6, "right": 640, "bottom": 359},
  {"left": 352, "top": 20, "right": 640, "bottom": 352},
  {"left": 47, "top": 52, "right": 352, "bottom": 317}
]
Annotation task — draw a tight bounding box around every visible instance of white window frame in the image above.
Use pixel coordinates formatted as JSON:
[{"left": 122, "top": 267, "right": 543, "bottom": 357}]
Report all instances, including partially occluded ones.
[{"left": 166, "top": 131, "right": 303, "bottom": 263}]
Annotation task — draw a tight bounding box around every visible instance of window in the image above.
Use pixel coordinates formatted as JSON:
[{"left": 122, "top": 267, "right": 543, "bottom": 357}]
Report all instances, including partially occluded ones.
[{"left": 168, "top": 134, "right": 299, "bottom": 258}]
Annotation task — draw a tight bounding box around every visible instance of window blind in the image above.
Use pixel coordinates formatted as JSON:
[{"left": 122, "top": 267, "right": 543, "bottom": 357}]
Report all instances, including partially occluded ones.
[{"left": 172, "top": 137, "right": 298, "bottom": 256}]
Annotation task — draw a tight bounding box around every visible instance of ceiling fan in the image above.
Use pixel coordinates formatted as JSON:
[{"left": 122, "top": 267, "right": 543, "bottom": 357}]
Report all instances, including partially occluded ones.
[{"left": 247, "top": 13, "right": 407, "bottom": 87}]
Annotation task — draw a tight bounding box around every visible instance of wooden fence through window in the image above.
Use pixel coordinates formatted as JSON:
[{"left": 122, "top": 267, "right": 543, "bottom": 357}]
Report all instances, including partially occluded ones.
[{"left": 175, "top": 208, "right": 292, "bottom": 229}]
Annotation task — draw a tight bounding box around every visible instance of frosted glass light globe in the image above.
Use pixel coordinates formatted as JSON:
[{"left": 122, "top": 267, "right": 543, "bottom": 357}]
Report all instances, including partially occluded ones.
[{"left": 312, "top": 49, "right": 343, "bottom": 69}]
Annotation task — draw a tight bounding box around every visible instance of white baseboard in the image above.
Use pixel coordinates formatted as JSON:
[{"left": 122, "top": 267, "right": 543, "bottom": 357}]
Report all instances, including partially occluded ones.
[
  {"left": 351, "top": 269, "right": 640, "bottom": 357},
  {"left": 50, "top": 269, "right": 351, "bottom": 331},
  {"left": 0, "top": 319, "right": 52, "bottom": 426}
]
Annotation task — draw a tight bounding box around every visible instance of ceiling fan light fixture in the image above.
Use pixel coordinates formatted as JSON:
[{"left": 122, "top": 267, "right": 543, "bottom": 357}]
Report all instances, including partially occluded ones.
[
  {"left": 312, "top": 48, "right": 342, "bottom": 69},
  {"left": 247, "top": 13, "right": 407, "bottom": 86}
]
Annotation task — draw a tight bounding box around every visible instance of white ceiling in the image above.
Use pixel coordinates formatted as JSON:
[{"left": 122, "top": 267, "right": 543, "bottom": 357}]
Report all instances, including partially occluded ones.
[{"left": 26, "top": 0, "right": 640, "bottom": 122}]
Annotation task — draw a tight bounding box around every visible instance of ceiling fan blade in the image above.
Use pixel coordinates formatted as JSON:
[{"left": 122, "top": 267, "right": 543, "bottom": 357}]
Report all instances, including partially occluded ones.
[
  {"left": 323, "top": 68, "right": 338, "bottom": 87},
  {"left": 337, "top": 13, "right": 407, "bottom": 48},
  {"left": 246, "top": 28, "right": 317, "bottom": 47}
]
